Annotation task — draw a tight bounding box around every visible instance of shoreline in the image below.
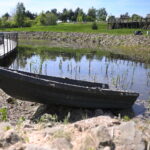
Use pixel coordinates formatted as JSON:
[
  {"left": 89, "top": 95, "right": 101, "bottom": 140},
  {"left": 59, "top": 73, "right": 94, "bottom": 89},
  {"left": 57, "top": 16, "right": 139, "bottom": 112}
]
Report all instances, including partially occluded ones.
[
  {"left": 0, "top": 89, "right": 150, "bottom": 150},
  {"left": 18, "top": 31, "right": 150, "bottom": 63}
]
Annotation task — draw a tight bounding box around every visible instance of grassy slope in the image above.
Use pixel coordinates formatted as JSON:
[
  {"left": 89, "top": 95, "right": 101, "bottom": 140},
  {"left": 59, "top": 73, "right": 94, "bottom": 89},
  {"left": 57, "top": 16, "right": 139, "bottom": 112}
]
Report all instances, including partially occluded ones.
[{"left": 0, "top": 22, "right": 149, "bottom": 35}]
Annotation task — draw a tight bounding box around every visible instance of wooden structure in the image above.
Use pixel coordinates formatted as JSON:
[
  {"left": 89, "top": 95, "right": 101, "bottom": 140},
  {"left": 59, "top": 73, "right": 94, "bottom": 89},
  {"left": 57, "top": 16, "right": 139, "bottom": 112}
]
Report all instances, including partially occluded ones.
[
  {"left": 0, "top": 67, "right": 139, "bottom": 109},
  {"left": 108, "top": 17, "right": 150, "bottom": 29},
  {"left": 0, "top": 32, "right": 18, "bottom": 59}
]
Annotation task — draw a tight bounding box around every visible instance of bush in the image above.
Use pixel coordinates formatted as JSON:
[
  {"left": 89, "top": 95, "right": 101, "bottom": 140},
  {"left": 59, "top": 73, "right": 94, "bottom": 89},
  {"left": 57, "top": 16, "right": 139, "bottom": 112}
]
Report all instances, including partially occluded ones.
[
  {"left": 45, "top": 13, "right": 57, "bottom": 25},
  {"left": 92, "top": 22, "right": 98, "bottom": 30},
  {"left": 0, "top": 107, "right": 7, "bottom": 121}
]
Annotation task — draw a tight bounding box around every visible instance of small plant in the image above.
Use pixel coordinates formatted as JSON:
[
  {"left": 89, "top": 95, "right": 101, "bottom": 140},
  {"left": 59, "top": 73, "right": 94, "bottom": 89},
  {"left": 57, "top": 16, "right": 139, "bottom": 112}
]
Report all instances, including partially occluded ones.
[
  {"left": 17, "top": 116, "right": 26, "bottom": 126},
  {"left": 53, "top": 130, "right": 71, "bottom": 141},
  {"left": 92, "top": 22, "right": 98, "bottom": 30},
  {"left": 39, "top": 114, "right": 58, "bottom": 123},
  {"left": 3, "top": 126, "right": 11, "bottom": 131},
  {"left": 123, "top": 115, "right": 131, "bottom": 121},
  {"left": 82, "top": 112, "right": 88, "bottom": 120},
  {"left": 63, "top": 112, "right": 71, "bottom": 124},
  {"left": 0, "top": 107, "right": 8, "bottom": 121}
]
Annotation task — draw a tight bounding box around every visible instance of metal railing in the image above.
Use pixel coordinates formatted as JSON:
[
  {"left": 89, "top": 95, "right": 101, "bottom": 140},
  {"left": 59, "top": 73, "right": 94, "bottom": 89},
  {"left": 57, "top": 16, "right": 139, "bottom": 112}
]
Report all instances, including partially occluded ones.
[{"left": 0, "top": 32, "right": 18, "bottom": 58}]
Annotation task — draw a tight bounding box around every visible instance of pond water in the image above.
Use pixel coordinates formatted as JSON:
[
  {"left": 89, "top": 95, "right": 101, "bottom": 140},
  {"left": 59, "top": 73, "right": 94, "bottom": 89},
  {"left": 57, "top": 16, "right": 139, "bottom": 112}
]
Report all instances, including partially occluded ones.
[{"left": 5, "top": 46, "right": 150, "bottom": 101}]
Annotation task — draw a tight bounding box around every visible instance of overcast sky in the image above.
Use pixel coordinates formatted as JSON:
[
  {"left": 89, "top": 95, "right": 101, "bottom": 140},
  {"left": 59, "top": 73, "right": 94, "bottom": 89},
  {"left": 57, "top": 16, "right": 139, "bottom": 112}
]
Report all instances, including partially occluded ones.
[{"left": 0, "top": 0, "right": 149, "bottom": 17}]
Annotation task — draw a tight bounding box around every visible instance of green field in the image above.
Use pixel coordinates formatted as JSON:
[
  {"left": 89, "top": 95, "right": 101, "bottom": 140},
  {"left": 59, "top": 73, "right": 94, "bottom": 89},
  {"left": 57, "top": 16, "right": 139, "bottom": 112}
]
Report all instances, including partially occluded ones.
[{"left": 0, "top": 22, "right": 149, "bottom": 35}]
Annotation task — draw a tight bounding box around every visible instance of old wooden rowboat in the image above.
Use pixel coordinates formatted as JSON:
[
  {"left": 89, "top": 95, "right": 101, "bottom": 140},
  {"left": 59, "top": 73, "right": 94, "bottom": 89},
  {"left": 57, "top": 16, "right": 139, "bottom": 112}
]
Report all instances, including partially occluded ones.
[{"left": 0, "top": 67, "right": 139, "bottom": 109}]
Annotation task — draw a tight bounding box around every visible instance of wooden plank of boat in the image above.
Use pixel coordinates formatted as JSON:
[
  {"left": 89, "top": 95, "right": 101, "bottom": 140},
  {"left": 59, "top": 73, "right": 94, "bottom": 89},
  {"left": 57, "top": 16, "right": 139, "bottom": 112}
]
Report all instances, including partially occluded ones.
[{"left": 0, "top": 67, "right": 139, "bottom": 109}]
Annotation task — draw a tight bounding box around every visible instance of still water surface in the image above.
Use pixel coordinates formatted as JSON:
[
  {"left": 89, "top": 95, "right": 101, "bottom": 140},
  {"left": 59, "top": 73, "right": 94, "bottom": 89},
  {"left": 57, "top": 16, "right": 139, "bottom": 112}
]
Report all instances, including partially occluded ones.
[{"left": 7, "top": 49, "right": 150, "bottom": 100}]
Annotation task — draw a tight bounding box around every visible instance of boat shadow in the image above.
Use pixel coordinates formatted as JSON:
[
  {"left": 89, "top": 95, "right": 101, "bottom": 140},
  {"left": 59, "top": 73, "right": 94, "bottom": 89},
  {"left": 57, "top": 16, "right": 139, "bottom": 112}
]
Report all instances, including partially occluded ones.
[{"left": 31, "top": 104, "right": 138, "bottom": 123}]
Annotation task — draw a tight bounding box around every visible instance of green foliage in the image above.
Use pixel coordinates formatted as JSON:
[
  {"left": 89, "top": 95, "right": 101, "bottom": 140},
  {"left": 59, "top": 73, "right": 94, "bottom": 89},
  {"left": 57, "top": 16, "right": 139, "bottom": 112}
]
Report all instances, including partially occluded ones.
[
  {"left": 2, "top": 13, "right": 10, "bottom": 20},
  {"left": 97, "top": 8, "right": 108, "bottom": 21},
  {"left": 35, "top": 12, "right": 46, "bottom": 26},
  {"left": 3, "top": 126, "right": 11, "bottom": 131},
  {"left": 14, "top": 2, "right": 26, "bottom": 27},
  {"left": 60, "top": 8, "right": 69, "bottom": 22},
  {"left": 25, "top": 10, "right": 37, "bottom": 20},
  {"left": 92, "top": 22, "right": 98, "bottom": 30},
  {"left": 77, "top": 14, "right": 83, "bottom": 22},
  {"left": 0, "top": 22, "right": 150, "bottom": 36},
  {"left": 122, "top": 115, "right": 131, "bottom": 121},
  {"left": 39, "top": 114, "right": 58, "bottom": 123},
  {"left": 0, "top": 107, "right": 8, "bottom": 121},
  {"left": 132, "top": 14, "right": 142, "bottom": 21},
  {"left": 63, "top": 112, "right": 71, "bottom": 124},
  {"left": 108, "top": 15, "right": 116, "bottom": 22},
  {"left": 87, "top": 7, "right": 96, "bottom": 21},
  {"left": 45, "top": 13, "right": 57, "bottom": 25},
  {"left": 23, "top": 17, "right": 32, "bottom": 27}
]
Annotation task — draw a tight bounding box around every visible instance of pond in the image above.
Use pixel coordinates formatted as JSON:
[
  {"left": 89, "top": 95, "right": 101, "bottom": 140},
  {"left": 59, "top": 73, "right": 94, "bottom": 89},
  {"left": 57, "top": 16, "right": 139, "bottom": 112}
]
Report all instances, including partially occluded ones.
[{"left": 3, "top": 45, "right": 150, "bottom": 101}]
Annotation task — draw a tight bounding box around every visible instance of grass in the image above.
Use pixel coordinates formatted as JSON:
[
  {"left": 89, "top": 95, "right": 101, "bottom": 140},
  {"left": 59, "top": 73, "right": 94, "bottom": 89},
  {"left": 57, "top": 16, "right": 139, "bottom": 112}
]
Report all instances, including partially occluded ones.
[
  {"left": 18, "top": 45, "right": 110, "bottom": 58},
  {"left": 110, "top": 45, "right": 150, "bottom": 64},
  {"left": 0, "top": 107, "right": 8, "bottom": 121},
  {"left": 0, "top": 22, "right": 150, "bottom": 35},
  {"left": 18, "top": 44, "right": 150, "bottom": 64}
]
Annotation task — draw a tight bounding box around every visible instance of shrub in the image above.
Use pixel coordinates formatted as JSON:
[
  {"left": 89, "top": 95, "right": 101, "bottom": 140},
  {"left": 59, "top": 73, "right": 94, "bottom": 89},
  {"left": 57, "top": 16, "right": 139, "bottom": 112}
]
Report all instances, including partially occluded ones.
[
  {"left": 92, "top": 22, "right": 98, "bottom": 30},
  {"left": 45, "top": 13, "right": 57, "bottom": 25},
  {"left": 0, "top": 107, "right": 7, "bottom": 121}
]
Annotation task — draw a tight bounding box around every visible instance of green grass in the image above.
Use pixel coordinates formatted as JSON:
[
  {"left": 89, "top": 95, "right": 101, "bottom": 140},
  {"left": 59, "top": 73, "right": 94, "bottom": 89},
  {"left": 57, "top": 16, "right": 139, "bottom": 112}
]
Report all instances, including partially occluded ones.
[
  {"left": 18, "top": 44, "right": 150, "bottom": 64},
  {"left": 0, "top": 22, "right": 149, "bottom": 35},
  {"left": 18, "top": 45, "right": 110, "bottom": 56}
]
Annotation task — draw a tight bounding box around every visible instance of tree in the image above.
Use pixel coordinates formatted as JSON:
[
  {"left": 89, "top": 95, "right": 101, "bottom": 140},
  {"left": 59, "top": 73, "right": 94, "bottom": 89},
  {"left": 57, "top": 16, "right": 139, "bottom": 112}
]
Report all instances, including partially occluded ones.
[
  {"left": 107, "top": 15, "right": 116, "bottom": 22},
  {"left": 77, "top": 13, "right": 83, "bottom": 22},
  {"left": 120, "top": 12, "right": 130, "bottom": 19},
  {"left": 87, "top": 7, "right": 96, "bottom": 21},
  {"left": 74, "top": 8, "right": 84, "bottom": 22},
  {"left": 15, "top": 2, "right": 26, "bottom": 27},
  {"left": 97, "top": 8, "right": 107, "bottom": 21},
  {"left": 2, "top": 13, "right": 10, "bottom": 20},
  {"left": 35, "top": 12, "right": 46, "bottom": 25},
  {"left": 60, "top": 8, "right": 68, "bottom": 22},
  {"left": 45, "top": 13, "right": 57, "bottom": 25},
  {"left": 131, "top": 14, "right": 141, "bottom": 21},
  {"left": 51, "top": 9, "right": 57, "bottom": 16},
  {"left": 68, "top": 9, "right": 75, "bottom": 22},
  {"left": 25, "top": 10, "right": 37, "bottom": 20}
]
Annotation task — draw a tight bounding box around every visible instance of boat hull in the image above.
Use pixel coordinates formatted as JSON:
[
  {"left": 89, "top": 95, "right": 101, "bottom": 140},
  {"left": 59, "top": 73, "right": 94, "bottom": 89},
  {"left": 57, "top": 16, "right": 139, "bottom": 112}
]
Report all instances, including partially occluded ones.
[{"left": 0, "top": 68, "right": 139, "bottom": 109}]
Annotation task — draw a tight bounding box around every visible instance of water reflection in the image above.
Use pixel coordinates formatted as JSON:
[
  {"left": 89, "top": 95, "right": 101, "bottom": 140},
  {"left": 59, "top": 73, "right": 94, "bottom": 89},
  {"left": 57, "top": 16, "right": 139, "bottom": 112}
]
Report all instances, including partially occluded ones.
[{"left": 6, "top": 50, "right": 150, "bottom": 100}]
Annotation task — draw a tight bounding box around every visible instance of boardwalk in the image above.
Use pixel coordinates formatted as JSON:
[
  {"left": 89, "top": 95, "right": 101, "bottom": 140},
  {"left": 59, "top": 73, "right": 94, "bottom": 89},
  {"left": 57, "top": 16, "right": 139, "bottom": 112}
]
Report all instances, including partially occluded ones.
[{"left": 0, "top": 32, "right": 18, "bottom": 59}]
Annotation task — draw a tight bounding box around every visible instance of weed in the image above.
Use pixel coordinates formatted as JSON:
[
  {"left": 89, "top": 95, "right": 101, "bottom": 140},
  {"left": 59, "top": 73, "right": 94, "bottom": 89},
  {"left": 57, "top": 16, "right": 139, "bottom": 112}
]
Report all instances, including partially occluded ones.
[
  {"left": 0, "top": 107, "right": 8, "bottom": 121},
  {"left": 122, "top": 115, "right": 131, "bottom": 121},
  {"left": 53, "top": 130, "right": 71, "bottom": 141},
  {"left": 82, "top": 112, "right": 88, "bottom": 120},
  {"left": 39, "top": 114, "right": 58, "bottom": 123},
  {"left": 3, "top": 126, "right": 11, "bottom": 131},
  {"left": 63, "top": 112, "right": 71, "bottom": 124}
]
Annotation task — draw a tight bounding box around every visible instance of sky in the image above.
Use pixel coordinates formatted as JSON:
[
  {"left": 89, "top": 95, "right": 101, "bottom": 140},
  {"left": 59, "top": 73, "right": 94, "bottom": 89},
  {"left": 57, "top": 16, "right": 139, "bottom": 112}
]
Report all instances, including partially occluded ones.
[{"left": 0, "top": 0, "right": 149, "bottom": 17}]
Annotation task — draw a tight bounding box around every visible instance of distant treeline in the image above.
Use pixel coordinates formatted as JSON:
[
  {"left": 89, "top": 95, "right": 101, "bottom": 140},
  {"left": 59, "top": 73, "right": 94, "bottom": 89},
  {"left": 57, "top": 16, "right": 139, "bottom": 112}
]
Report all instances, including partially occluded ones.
[{"left": 0, "top": 2, "right": 149, "bottom": 28}]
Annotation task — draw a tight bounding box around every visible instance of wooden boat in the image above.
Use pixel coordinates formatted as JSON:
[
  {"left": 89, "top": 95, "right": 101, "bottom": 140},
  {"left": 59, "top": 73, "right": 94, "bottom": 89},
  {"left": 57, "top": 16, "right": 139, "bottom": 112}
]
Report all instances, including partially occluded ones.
[{"left": 0, "top": 67, "right": 139, "bottom": 109}]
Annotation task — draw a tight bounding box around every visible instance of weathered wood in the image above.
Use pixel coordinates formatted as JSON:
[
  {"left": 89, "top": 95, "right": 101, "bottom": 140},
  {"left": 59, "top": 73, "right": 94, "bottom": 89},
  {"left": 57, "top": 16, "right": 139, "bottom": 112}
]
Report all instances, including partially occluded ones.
[
  {"left": 0, "top": 67, "right": 139, "bottom": 109},
  {"left": 0, "top": 32, "right": 18, "bottom": 59}
]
